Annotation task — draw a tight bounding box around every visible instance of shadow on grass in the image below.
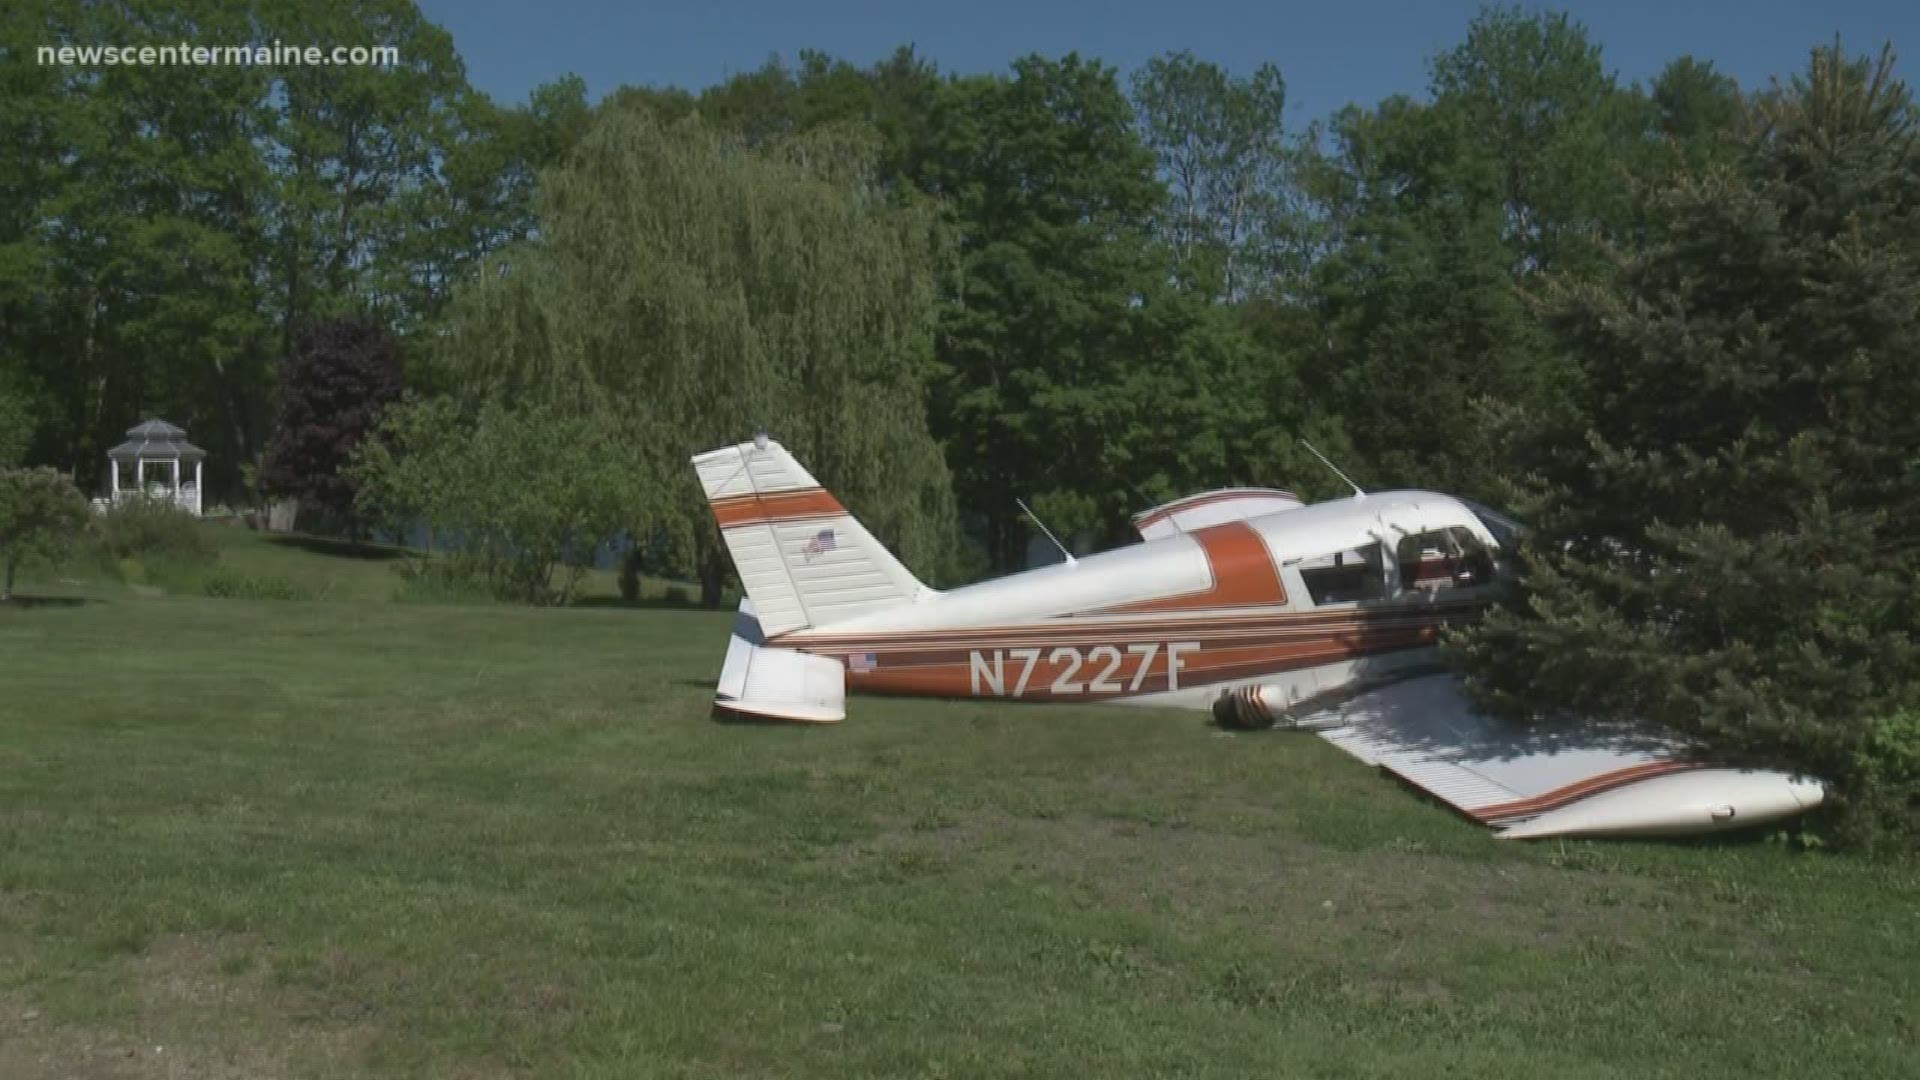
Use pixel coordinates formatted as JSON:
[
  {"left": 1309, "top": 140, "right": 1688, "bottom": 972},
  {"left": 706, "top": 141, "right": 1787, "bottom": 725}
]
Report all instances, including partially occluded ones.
[
  {"left": 265, "top": 535, "right": 410, "bottom": 561},
  {"left": 0, "top": 595, "right": 97, "bottom": 608},
  {"left": 570, "top": 596, "right": 710, "bottom": 611},
  {"left": 709, "top": 705, "right": 835, "bottom": 727}
]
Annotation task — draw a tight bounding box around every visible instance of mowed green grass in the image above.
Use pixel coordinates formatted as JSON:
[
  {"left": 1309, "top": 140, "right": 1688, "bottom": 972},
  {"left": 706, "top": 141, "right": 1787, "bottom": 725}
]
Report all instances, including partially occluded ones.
[
  {"left": 99, "top": 520, "right": 700, "bottom": 606},
  {"left": 1, "top": 553, "right": 1916, "bottom": 1077}
]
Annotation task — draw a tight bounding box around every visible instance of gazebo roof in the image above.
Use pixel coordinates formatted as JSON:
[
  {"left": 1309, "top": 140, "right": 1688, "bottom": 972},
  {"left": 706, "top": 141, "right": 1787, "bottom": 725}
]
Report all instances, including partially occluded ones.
[{"left": 108, "top": 418, "right": 207, "bottom": 461}]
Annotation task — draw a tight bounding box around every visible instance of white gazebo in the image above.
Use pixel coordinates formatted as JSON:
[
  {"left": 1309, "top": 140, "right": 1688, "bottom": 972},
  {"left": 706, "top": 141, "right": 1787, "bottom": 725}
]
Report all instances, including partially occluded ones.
[{"left": 107, "top": 419, "right": 207, "bottom": 515}]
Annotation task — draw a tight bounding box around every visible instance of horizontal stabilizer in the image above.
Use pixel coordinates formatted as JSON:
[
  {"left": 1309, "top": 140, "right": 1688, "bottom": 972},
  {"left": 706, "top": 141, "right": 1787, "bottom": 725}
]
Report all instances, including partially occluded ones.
[{"left": 712, "top": 624, "right": 845, "bottom": 724}]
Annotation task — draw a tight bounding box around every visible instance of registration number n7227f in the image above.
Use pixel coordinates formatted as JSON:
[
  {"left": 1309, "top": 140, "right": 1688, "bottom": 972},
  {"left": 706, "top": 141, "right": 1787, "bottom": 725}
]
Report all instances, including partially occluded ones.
[{"left": 967, "top": 642, "right": 1200, "bottom": 697}]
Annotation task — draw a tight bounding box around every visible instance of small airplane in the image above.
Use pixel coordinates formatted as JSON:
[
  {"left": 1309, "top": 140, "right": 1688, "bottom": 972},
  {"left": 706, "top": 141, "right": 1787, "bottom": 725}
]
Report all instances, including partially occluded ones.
[{"left": 692, "top": 435, "right": 1824, "bottom": 840}]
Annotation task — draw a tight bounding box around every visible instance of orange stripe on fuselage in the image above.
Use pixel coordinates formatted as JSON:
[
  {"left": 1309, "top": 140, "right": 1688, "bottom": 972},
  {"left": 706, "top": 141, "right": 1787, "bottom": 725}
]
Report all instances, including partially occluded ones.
[
  {"left": 1097, "top": 521, "right": 1287, "bottom": 613},
  {"left": 796, "top": 604, "right": 1468, "bottom": 701},
  {"left": 711, "top": 487, "right": 846, "bottom": 528},
  {"left": 778, "top": 597, "right": 1491, "bottom": 648}
]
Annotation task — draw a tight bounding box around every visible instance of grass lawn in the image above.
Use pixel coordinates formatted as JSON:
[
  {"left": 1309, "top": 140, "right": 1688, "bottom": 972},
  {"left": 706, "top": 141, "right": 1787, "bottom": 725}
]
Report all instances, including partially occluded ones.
[
  {"left": 93, "top": 518, "right": 702, "bottom": 606},
  {"left": 1, "top": 537, "right": 1916, "bottom": 1078}
]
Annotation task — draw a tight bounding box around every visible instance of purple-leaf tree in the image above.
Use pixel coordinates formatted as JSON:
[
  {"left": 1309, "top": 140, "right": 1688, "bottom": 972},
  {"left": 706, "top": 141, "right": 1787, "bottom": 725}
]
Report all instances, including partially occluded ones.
[{"left": 257, "top": 318, "right": 404, "bottom": 535}]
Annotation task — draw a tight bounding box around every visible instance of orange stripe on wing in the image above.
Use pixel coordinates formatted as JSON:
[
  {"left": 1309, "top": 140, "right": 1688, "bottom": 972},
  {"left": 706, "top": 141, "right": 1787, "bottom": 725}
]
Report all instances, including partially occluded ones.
[
  {"left": 711, "top": 487, "right": 846, "bottom": 528},
  {"left": 1469, "top": 761, "right": 1703, "bottom": 824}
]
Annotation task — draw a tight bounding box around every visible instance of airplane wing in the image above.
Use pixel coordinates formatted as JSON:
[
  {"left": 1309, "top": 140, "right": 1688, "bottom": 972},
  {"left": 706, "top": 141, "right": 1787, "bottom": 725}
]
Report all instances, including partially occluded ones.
[{"left": 1309, "top": 675, "right": 1824, "bottom": 839}]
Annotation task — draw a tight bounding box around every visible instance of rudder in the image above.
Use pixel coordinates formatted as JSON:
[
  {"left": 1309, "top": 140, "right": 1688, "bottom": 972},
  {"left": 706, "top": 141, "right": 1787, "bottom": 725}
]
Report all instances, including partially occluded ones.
[{"left": 692, "top": 437, "right": 931, "bottom": 636}]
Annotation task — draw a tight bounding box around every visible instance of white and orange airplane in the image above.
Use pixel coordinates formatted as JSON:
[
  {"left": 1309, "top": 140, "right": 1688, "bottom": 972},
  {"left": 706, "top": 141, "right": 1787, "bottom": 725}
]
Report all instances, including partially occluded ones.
[{"left": 692, "top": 435, "right": 1825, "bottom": 840}]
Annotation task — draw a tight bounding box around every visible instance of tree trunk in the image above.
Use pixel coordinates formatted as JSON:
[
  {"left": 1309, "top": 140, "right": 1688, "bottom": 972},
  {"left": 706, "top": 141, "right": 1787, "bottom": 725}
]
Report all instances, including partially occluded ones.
[
  {"left": 699, "top": 550, "right": 726, "bottom": 608},
  {"left": 3, "top": 553, "right": 15, "bottom": 602}
]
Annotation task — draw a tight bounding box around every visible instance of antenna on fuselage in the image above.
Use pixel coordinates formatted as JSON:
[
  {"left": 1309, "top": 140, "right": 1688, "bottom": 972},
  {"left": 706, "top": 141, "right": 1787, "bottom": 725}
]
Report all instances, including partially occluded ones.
[
  {"left": 1016, "top": 499, "right": 1077, "bottom": 566},
  {"left": 1300, "top": 441, "right": 1366, "bottom": 499}
]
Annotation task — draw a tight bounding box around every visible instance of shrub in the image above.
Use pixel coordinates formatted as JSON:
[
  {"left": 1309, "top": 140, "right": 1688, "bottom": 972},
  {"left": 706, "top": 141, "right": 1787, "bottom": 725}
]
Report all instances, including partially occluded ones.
[
  {"left": 93, "top": 497, "right": 217, "bottom": 564},
  {"left": 1823, "top": 711, "right": 1920, "bottom": 852},
  {"left": 200, "top": 569, "right": 318, "bottom": 602},
  {"left": 389, "top": 555, "right": 508, "bottom": 605},
  {"left": 1, "top": 467, "right": 89, "bottom": 601},
  {"left": 352, "top": 399, "right": 647, "bottom": 605}
]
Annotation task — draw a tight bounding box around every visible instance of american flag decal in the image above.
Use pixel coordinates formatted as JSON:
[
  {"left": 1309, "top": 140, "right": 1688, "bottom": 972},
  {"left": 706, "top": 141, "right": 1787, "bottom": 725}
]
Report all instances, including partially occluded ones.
[
  {"left": 847, "top": 651, "right": 877, "bottom": 673},
  {"left": 802, "top": 528, "right": 837, "bottom": 560}
]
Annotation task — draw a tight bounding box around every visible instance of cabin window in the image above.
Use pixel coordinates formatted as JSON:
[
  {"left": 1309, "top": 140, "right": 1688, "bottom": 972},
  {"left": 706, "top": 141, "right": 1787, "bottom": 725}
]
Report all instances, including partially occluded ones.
[
  {"left": 1298, "top": 543, "right": 1390, "bottom": 605},
  {"left": 1396, "top": 527, "right": 1496, "bottom": 594}
]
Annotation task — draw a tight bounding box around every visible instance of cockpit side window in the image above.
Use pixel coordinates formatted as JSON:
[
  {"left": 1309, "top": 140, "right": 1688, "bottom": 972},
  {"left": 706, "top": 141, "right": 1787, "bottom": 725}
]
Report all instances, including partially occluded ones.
[
  {"left": 1298, "top": 542, "right": 1390, "bottom": 605},
  {"left": 1396, "top": 527, "right": 1497, "bottom": 594}
]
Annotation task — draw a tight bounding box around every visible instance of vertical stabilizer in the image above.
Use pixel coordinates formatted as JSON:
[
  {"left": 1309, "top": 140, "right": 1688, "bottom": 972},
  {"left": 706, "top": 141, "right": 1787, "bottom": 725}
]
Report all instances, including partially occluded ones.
[{"left": 692, "top": 438, "right": 931, "bottom": 637}]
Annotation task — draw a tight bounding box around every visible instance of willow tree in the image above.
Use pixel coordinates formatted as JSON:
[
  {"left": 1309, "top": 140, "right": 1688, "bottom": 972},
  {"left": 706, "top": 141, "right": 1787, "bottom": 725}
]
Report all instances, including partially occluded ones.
[{"left": 435, "top": 107, "right": 960, "bottom": 603}]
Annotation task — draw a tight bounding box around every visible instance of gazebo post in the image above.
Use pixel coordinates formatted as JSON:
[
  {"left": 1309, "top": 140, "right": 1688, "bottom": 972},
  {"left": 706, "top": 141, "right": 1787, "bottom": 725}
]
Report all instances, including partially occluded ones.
[
  {"left": 193, "top": 459, "right": 203, "bottom": 515},
  {"left": 110, "top": 456, "right": 120, "bottom": 498},
  {"left": 135, "top": 456, "right": 144, "bottom": 497}
]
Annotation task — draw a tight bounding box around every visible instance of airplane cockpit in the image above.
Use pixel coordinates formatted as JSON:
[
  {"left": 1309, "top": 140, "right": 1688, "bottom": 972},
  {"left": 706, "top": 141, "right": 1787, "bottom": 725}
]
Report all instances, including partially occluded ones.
[{"left": 1287, "top": 501, "right": 1516, "bottom": 610}]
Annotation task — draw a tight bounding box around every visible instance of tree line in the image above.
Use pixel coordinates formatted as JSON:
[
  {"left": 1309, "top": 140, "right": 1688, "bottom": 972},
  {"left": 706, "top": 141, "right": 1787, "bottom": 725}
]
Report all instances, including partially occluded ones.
[
  {"left": 6, "top": 3, "right": 1752, "bottom": 562},
  {"left": 2, "top": 3, "right": 1915, "bottom": 841}
]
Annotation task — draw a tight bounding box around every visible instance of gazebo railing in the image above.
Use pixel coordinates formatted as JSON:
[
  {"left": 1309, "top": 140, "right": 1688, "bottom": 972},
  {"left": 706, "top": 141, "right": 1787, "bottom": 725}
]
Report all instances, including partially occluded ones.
[{"left": 106, "top": 483, "right": 202, "bottom": 515}]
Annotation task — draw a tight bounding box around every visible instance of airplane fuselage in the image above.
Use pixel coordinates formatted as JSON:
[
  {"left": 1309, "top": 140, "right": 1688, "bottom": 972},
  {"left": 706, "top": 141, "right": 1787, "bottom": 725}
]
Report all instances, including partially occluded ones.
[{"left": 771, "top": 490, "right": 1506, "bottom": 713}]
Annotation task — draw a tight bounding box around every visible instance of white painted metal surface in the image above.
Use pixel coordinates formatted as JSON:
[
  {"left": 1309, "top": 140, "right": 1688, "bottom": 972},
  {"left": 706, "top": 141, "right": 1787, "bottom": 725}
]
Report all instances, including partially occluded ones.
[
  {"left": 693, "top": 440, "right": 928, "bottom": 636},
  {"left": 713, "top": 635, "right": 846, "bottom": 724},
  {"left": 1497, "top": 770, "right": 1826, "bottom": 839},
  {"left": 1318, "top": 675, "right": 1825, "bottom": 839},
  {"left": 1132, "top": 488, "right": 1304, "bottom": 541},
  {"left": 688, "top": 437, "right": 1830, "bottom": 839}
]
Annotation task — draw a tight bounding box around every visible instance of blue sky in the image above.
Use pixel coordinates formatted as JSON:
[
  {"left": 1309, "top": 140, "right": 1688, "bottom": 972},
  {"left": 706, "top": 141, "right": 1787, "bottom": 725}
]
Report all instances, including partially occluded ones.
[{"left": 415, "top": 1, "right": 1918, "bottom": 126}]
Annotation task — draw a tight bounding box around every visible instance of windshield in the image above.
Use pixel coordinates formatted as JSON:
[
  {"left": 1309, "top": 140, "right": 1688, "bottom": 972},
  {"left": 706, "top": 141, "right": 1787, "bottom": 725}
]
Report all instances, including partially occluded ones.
[{"left": 1461, "top": 499, "right": 1525, "bottom": 549}]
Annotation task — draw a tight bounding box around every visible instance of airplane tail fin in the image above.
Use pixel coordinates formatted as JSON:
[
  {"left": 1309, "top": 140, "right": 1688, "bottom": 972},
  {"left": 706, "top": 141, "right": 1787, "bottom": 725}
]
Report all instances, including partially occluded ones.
[{"left": 691, "top": 437, "right": 931, "bottom": 637}]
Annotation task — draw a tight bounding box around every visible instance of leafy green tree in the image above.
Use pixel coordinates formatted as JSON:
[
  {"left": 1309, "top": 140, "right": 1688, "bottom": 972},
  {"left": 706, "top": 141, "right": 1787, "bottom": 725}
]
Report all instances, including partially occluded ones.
[
  {"left": 0, "top": 373, "right": 32, "bottom": 467},
  {"left": 0, "top": 467, "right": 88, "bottom": 602},
  {"left": 0, "top": 0, "right": 277, "bottom": 491},
  {"left": 352, "top": 397, "right": 648, "bottom": 605},
  {"left": 1452, "top": 44, "right": 1920, "bottom": 846},
  {"left": 434, "top": 108, "right": 960, "bottom": 603},
  {"left": 0, "top": 0, "right": 569, "bottom": 499},
  {"left": 419, "top": 74, "right": 593, "bottom": 329},
  {"left": 1298, "top": 7, "right": 1656, "bottom": 497},
  {"left": 912, "top": 55, "right": 1170, "bottom": 566},
  {"left": 694, "top": 47, "right": 940, "bottom": 182},
  {"left": 258, "top": 317, "right": 404, "bottom": 533},
  {"left": 1131, "top": 52, "right": 1295, "bottom": 299},
  {"left": 1426, "top": 6, "right": 1654, "bottom": 277}
]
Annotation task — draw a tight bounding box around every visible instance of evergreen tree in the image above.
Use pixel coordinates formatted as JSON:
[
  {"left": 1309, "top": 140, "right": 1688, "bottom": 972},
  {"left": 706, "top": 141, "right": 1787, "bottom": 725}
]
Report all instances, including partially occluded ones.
[{"left": 1453, "top": 43, "right": 1920, "bottom": 845}]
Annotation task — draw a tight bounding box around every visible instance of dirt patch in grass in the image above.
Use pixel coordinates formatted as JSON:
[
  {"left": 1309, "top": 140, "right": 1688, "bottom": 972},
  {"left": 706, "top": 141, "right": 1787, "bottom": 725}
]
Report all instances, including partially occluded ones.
[{"left": 0, "top": 933, "right": 384, "bottom": 1080}]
